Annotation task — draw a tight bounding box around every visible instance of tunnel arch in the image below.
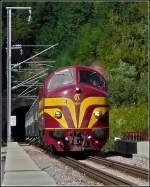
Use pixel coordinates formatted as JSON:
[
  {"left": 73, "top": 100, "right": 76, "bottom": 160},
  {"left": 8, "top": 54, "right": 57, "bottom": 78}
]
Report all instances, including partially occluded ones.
[{"left": 10, "top": 97, "right": 35, "bottom": 142}]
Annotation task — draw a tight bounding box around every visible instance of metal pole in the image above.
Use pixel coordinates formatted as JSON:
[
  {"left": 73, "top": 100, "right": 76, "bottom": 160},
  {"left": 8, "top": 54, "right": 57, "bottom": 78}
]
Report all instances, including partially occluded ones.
[
  {"left": 6, "top": 7, "right": 31, "bottom": 10},
  {"left": 12, "top": 44, "right": 56, "bottom": 47},
  {"left": 6, "top": 6, "right": 32, "bottom": 143},
  {"left": 7, "top": 9, "right": 11, "bottom": 142}
]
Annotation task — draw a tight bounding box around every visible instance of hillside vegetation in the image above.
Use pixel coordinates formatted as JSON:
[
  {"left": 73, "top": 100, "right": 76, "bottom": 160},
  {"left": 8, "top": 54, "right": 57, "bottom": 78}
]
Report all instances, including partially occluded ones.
[
  {"left": 3, "top": 2, "right": 148, "bottom": 150},
  {"left": 103, "top": 103, "right": 148, "bottom": 151}
]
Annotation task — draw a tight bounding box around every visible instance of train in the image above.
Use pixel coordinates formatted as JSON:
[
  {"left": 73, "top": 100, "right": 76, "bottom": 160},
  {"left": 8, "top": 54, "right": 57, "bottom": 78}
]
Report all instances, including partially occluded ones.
[{"left": 25, "top": 65, "right": 109, "bottom": 152}]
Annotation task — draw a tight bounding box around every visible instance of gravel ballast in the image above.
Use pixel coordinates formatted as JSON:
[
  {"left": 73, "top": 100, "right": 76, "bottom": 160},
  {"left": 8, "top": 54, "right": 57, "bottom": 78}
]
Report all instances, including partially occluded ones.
[
  {"left": 23, "top": 145, "right": 103, "bottom": 185},
  {"left": 23, "top": 145, "right": 149, "bottom": 186},
  {"left": 106, "top": 154, "right": 149, "bottom": 170}
]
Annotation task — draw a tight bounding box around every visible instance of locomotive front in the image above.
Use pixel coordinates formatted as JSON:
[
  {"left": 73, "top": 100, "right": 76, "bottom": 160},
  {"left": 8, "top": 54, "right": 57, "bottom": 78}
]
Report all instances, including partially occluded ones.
[{"left": 39, "top": 66, "right": 109, "bottom": 152}]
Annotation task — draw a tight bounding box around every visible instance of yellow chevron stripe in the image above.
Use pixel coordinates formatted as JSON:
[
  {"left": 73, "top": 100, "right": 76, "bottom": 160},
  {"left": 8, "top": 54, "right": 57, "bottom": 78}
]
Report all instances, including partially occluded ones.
[
  {"left": 38, "top": 110, "right": 44, "bottom": 117},
  {"left": 44, "top": 108, "right": 69, "bottom": 129},
  {"left": 78, "top": 97, "right": 108, "bottom": 128},
  {"left": 44, "top": 98, "right": 77, "bottom": 128},
  {"left": 39, "top": 99, "right": 44, "bottom": 110},
  {"left": 88, "top": 107, "right": 108, "bottom": 128},
  {"left": 44, "top": 128, "right": 92, "bottom": 130},
  {"left": 39, "top": 96, "right": 107, "bottom": 129}
]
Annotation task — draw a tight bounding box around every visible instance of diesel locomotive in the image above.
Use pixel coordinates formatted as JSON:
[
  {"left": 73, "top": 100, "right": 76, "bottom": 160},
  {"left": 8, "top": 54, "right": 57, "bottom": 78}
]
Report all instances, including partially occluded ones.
[{"left": 25, "top": 65, "right": 109, "bottom": 152}]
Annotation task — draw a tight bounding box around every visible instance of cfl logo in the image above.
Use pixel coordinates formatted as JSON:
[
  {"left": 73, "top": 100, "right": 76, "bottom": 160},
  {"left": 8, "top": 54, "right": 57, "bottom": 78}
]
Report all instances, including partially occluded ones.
[{"left": 74, "top": 94, "right": 80, "bottom": 101}]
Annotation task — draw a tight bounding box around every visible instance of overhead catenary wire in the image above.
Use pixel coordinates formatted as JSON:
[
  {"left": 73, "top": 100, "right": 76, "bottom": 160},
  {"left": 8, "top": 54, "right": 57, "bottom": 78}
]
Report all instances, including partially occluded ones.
[
  {"left": 13, "top": 83, "right": 42, "bottom": 86},
  {"left": 11, "top": 61, "right": 56, "bottom": 65},
  {"left": 22, "top": 87, "right": 37, "bottom": 96},
  {"left": 17, "top": 84, "right": 42, "bottom": 86},
  {"left": 12, "top": 69, "right": 44, "bottom": 73},
  {"left": 17, "top": 95, "right": 37, "bottom": 98},
  {"left": 19, "top": 80, "right": 39, "bottom": 96},
  {"left": 12, "top": 43, "right": 58, "bottom": 69},
  {"left": 12, "top": 73, "right": 47, "bottom": 90},
  {"left": 12, "top": 81, "right": 42, "bottom": 86},
  {"left": 11, "top": 69, "right": 47, "bottom": 90}
]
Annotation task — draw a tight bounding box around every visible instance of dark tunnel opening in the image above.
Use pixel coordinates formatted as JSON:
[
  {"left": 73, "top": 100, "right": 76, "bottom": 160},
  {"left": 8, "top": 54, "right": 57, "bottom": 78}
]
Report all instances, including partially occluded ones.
[{"left": 11, "top": 106, "right": 30, "bottom": 142}]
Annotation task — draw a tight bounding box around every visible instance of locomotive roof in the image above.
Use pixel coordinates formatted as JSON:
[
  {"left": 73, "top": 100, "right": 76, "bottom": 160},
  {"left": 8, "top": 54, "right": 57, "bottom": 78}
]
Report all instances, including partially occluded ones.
[
  {"left": 38, "top": 65, "right": 106, "bottom": 92},
  {"left": 48, "top": 65, "right": 105, "bottom": 77}
]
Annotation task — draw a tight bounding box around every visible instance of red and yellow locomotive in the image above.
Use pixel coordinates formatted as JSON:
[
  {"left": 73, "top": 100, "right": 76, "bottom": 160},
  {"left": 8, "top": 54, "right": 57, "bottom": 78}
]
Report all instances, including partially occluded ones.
[{"left": 25, "top": 65, "right": 109, "bottom": 152}]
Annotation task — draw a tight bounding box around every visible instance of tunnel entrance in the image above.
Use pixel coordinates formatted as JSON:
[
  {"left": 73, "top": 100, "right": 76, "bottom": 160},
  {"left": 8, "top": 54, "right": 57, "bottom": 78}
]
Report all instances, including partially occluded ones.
[{"left": 11, "top": 106, "right": 30, "bottom": 142}]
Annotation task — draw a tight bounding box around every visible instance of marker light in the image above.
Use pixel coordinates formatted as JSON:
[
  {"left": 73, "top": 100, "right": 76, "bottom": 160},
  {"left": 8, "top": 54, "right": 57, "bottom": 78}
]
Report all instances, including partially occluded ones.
[
  {"left": 94, "top": 111, "right": 102, "bottom": 118},
  {"left": 65, "top": 137, "right": 69, "bottom": 141},
  {"left": 55, "top": 111, "right": 62, "bottom": 119},
  {"left": 75, "top": 87, "right": 80, "bottom": 93},
  {"left": 87, "top": 136, "right": 91, "bottom": 139}
]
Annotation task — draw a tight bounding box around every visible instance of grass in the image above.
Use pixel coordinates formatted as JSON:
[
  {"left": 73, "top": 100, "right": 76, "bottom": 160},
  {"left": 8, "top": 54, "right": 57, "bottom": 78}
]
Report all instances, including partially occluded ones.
[{"left": 102, "top": 103, "right": 148, "bottom": 152}]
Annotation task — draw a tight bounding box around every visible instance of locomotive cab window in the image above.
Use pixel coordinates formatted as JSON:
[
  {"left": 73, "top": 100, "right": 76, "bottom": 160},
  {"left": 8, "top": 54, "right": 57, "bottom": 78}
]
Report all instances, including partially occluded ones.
[
  {"left": 79, "top": 70, "right": 106, "bottom": 88},
  {"left": 48, "top": 69, "right": 74, "bottom": 90}
]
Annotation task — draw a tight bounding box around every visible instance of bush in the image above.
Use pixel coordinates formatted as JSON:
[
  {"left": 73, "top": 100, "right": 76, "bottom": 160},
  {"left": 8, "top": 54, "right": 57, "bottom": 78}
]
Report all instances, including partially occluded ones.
[{"left": 102, "top": 103, "right": 148, "bottom": 152}]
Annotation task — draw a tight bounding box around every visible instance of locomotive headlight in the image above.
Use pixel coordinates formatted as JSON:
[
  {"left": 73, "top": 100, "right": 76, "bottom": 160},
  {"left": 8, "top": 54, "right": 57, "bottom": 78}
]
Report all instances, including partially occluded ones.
[
  {"left": 94, "top": 111, "right": 102, "bottom": 118},
  {"left": 57, "top": 141, "right": 61, "bottom": 144},
  {"left": 55, "top": 111, "right": 62, "bottom": 119}
]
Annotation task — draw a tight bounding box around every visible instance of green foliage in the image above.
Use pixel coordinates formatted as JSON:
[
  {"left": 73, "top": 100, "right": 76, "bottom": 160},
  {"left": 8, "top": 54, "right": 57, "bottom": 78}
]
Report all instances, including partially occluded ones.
[
  {"left": 56, "top": 25, "right": 102, "bottom": 67},
  {"left": 102, "top": 103, "right": 148, "bottom": 151},
  {"left": 52, "top": 2, "right": 148, "bottom": 75},
  {"left": 33, "top": 3, "right": 94, "bottom": 59},
  {"left": 96, "top": 2, "right": 148, "bottom": 72},
  {"left": 9, "top": 2, "right": 148, "bottom": 76},
  {"left": 108, "top": 61, "right": 148, "bottom": 106}
]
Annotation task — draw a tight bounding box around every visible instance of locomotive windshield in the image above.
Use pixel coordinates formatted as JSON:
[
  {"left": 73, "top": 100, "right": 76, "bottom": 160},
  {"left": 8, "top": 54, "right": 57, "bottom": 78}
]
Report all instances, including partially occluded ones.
[
  {"left": 79, "top": 70, "right": 106, "bottom": 88},
  {"left": 48, "top": 69, "right": 74, "bottom": 90}
]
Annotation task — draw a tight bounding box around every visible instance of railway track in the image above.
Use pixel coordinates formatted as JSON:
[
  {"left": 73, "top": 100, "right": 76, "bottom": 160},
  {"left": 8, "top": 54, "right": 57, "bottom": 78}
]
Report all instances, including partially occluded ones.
[
  {"left": 60, "top": 156, "right": 136, "bottom": 186},
  {"left": 22, "top": 143, "right": 148, "bottom": 185},
  {"left": 88, "top": 156, "right": 148, "bottom": 180}
]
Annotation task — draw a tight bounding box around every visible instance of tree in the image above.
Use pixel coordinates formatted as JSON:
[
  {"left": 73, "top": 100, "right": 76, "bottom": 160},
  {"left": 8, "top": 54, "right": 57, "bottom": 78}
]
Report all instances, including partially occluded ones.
[{"left": 108, "top": 60, "right": 148, "bottom": 106}]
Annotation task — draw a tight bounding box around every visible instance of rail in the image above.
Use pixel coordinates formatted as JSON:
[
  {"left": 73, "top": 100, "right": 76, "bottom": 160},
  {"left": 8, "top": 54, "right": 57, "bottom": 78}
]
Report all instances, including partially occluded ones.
[
  {"left": 88, "top": 156, "right": 148, "bottom": 180},
  {"left": 60, "top": 156, "right": 135, "bottom": 186}
]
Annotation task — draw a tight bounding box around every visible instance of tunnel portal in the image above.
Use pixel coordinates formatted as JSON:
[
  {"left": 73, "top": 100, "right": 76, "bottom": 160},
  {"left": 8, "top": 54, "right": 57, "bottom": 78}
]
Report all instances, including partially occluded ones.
[{"left": 11, "top": 106, "right": 30, "bottom": 142}]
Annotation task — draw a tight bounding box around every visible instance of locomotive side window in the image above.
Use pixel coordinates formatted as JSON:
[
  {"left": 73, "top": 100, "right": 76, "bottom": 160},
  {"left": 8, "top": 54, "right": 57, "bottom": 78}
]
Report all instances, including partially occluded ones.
[
  {"left": 79, "top": 70, "right": 106, "bottom": 88},
  {"left": 48, "top": 69, "right": 74, "bottom": 90}
]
